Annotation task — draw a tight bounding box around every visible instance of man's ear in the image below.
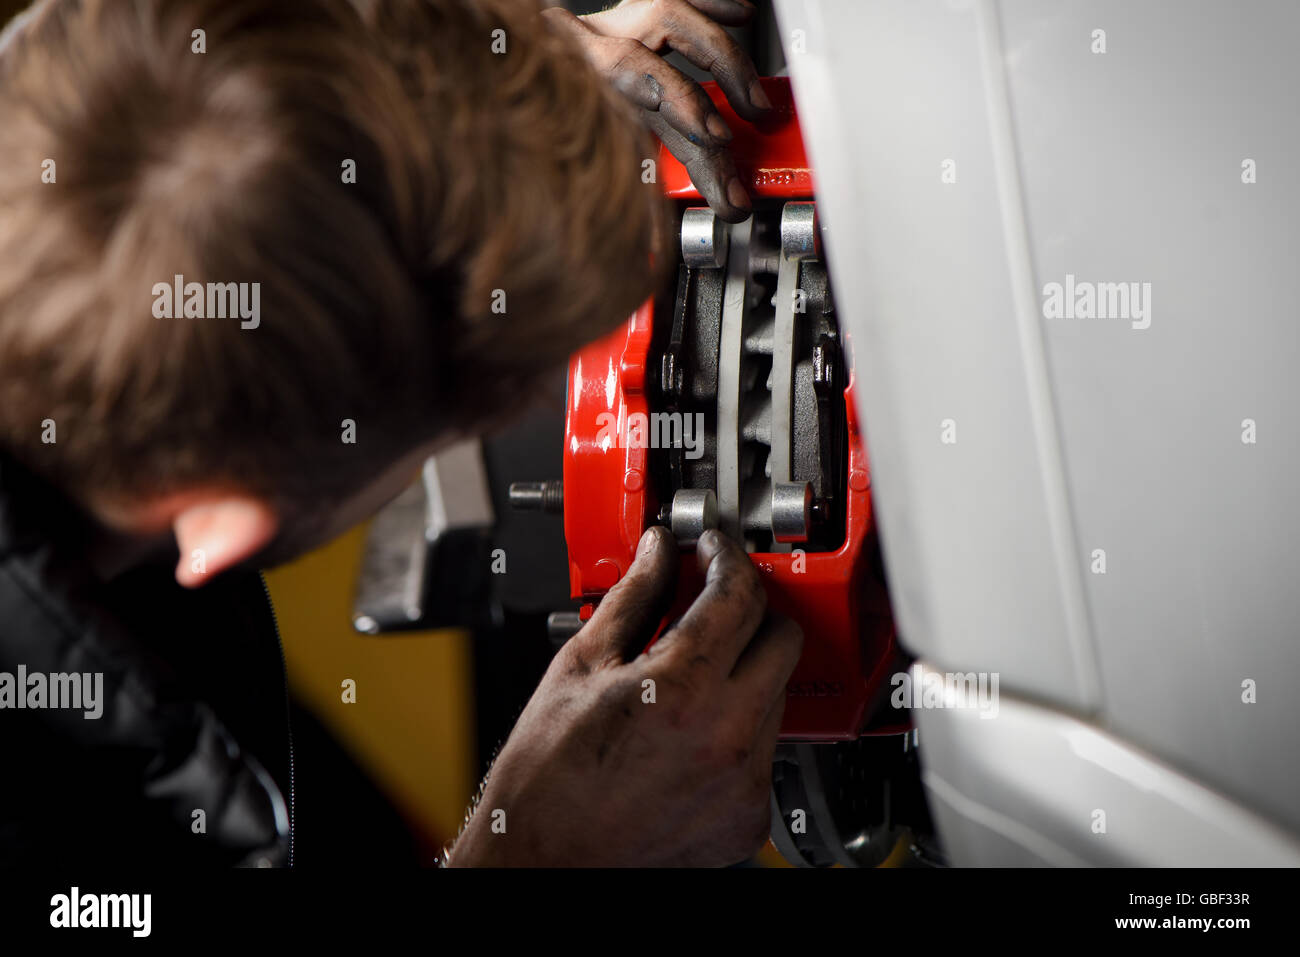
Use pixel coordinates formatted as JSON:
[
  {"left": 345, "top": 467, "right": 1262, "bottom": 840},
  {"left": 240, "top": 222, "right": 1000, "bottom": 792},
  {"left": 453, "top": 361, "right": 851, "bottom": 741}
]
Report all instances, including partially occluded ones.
[{"left": 171, "top": 497, "right": 279, "bottom": 588}]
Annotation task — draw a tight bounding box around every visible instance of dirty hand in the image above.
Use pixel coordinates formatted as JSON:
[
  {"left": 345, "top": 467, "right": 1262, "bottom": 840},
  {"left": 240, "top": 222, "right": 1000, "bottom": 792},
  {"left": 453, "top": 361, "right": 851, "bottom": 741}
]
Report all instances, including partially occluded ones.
[
  {"left": 544, "top": 0, "right": 771, "bottom": 224},
  {"left": 447, "top": 526, "right": 802, "bottom": 866}
]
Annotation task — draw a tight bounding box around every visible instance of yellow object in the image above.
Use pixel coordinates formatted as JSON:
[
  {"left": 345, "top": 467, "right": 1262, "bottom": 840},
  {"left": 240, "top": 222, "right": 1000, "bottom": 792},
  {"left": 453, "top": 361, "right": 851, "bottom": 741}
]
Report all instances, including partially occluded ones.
[{"left": 264, "top": 522, "right": 476, "bottom": 847}]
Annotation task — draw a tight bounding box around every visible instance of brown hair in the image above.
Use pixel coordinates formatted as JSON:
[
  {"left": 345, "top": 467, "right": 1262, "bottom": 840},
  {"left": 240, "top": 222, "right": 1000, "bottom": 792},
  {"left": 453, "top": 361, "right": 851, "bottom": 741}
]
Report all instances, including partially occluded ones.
[{"left": 0, "top": 0, "right": 668, "bottom": 514}]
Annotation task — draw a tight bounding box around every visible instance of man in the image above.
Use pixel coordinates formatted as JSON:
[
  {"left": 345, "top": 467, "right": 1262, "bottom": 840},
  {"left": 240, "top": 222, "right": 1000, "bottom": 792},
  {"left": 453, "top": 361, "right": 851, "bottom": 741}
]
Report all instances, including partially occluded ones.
[{"left": 0, "top": 0, "right": 800, "bottom": 866}]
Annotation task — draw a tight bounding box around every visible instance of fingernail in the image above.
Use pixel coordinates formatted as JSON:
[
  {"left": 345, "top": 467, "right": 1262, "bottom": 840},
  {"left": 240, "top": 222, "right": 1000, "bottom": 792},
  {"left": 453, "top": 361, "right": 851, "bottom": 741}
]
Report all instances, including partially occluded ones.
[
  {"left": 727, "top": 177, "right": 751, "bottom": 210},
  {"left": 749, "top": 80, "right": 773, "bottom": 111},
  {"left": 697, "top": 529, "right": 723, "bottom": 555},
  {"left": 706, "top": 112, "right": 732, "bottom": 142},
  {"left": 637, "top": 527, "right": 662, "bottom": 558}
]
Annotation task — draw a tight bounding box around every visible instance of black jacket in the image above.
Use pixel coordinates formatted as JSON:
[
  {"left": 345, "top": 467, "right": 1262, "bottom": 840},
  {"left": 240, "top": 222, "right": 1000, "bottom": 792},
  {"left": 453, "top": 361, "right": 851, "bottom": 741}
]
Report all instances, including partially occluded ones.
[{"left": 0, "top": 452, "right": 292, "bottom": 866}]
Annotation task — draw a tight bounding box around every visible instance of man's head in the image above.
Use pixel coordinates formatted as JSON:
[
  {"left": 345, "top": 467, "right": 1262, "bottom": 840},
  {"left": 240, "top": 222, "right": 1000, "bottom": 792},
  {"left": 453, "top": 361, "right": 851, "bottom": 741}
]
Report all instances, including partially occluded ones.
[{"left": 0, "top": 0, "right": 667, "bottom": 581}]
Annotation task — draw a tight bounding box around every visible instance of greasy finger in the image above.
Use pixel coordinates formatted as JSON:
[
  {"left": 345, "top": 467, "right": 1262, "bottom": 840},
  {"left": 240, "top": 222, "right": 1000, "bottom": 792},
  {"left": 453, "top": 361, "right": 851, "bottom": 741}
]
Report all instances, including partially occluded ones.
[
  {"left": 654, "top": 529, "right": 766, "bottom": 671},
  {"left": 645, "top": 111, "right": 751, "bottom": 222},
  {"left": 574, "top": 526, "right": 679, "bottom": 665},
  {"left": 651, "top": 0, "right": 770, "bottom": 121}
]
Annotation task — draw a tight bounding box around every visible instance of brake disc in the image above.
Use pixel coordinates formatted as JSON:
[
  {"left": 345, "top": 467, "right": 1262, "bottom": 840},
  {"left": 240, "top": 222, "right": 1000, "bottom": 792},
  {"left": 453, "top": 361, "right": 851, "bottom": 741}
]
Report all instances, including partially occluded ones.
[{"left": 770, "top": 731, "right": 946, "bottom": 868}]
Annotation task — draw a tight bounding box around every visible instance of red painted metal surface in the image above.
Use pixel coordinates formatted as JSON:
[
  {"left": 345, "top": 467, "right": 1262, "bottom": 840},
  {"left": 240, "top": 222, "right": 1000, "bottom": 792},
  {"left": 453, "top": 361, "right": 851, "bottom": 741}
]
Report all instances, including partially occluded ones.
[
  {"left": 563, "top": 301, "right": 656, "bottom": 604},
  {"left": 563, "top": 79, "right": 897, "bottom": 741}
]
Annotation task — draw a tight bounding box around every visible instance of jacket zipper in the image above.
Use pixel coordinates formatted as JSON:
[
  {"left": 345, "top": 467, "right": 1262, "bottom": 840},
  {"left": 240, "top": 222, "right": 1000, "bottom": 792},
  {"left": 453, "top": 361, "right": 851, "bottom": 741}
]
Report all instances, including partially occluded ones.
[{"left": 260, "top": 573, "right": 295, "bottom": 867}]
